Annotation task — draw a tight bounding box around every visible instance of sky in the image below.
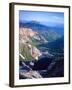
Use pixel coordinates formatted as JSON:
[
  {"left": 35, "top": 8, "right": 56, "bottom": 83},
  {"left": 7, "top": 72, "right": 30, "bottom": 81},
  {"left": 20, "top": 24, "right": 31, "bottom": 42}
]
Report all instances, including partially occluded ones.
[{"left": 19, "top": 10, "right": 64, "bottom": 27}]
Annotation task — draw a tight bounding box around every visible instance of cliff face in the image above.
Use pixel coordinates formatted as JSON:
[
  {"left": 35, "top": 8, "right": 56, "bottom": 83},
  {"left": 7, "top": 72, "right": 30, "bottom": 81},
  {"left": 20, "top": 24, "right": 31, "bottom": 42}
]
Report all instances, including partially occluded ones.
[
  {"left": 19, "top": 27, "right": 42, "bottom": 61},
  {"left": 19, "top": 28, "right": 38, "bottom": 37}
]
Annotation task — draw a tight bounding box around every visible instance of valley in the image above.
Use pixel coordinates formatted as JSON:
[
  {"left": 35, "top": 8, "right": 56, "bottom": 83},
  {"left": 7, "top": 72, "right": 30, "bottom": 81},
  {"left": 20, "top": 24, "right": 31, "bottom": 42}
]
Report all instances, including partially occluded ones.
[{"left": 19, "top": 21, "right": 64, "bottom": 79}]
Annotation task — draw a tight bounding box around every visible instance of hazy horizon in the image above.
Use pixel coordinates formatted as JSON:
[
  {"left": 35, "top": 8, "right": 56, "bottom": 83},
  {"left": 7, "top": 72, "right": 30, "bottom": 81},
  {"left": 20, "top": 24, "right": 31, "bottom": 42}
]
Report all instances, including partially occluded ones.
[
  {"left": 19, "top": 10, "right": 64, "bottom": 35},
  {"left": 19, "top": 10, "right": 64, "bottom": 27}
]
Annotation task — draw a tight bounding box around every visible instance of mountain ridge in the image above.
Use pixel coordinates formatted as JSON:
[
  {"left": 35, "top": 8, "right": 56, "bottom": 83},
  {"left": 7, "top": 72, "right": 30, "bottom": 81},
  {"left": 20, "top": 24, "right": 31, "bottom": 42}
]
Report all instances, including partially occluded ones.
[{"left": 19, "top": 21, "right": 62, "bottom": 42}]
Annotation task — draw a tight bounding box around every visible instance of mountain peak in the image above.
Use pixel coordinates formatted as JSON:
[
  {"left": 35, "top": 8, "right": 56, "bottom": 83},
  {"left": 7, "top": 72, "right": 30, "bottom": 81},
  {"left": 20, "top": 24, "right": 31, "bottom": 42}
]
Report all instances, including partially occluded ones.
[{"left": 27, "top": 20, "right": 41, "bottom": 24}]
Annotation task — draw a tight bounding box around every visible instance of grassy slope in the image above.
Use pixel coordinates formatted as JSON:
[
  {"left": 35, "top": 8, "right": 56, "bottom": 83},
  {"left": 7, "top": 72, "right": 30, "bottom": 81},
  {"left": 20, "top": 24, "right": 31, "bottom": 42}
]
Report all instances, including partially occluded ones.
[{"left": 20, "top": 43, "right": 34, "bottom": 61}]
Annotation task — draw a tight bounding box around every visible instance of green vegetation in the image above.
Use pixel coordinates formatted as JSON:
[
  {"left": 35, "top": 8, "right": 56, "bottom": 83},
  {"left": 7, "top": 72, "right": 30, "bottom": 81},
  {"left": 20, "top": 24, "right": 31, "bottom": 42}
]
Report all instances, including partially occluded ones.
[
  {"left": 29, "top": 37, "right": 41, "bottom": 46},
  {"left": 20, "top": 44, "right": 34, "bottom": 61}
]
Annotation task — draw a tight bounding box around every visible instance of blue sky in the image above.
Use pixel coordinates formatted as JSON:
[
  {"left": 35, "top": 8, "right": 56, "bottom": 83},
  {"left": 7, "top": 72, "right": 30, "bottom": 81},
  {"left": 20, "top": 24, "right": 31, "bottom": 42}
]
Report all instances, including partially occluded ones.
[{"left": 19, "top": 10, "right": 64, "bottom": 27}]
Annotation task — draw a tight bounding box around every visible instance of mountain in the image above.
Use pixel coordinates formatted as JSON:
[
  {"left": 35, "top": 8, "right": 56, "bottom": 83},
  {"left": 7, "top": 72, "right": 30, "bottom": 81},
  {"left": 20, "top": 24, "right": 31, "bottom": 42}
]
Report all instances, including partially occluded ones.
[
  {"left": 19, "top": 27, "right": 38, "bottom": 38},
  {"left": 19, "top": 27, "right": 43, "bottom": 61},
  {"left": 19, "top": 21, "right": 64, "bottom": 78},
  {"left": 19, "top": 21, "right": 63, "bottom": 62},
  {"left": 19, "top": 21, "right": 61, "bottom": 42},
  {"left": 19, "top": 61, "right": 42, "bottom": 79}
]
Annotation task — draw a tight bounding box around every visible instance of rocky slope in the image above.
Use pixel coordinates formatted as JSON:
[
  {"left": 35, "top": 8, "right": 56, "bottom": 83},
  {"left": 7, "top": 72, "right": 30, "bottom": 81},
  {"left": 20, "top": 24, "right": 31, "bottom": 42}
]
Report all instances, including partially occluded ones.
[
  {"left": 19, "top": 21, "right": 64, "bottom": 79},
  {"left": 19, "top": 27, "right": 42, "bottom": 61}
]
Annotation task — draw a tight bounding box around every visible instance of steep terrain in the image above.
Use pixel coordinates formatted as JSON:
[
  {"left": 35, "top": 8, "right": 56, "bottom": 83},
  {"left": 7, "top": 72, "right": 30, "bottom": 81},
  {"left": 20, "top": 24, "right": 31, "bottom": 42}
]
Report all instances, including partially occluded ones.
[
  {"left": 20, "top": 21, "right": 61, "bottom": 42},
  {"left": 19, "top": 21, "right": 64, "bottom": 79},
  {"left": 19, "top": 27, "right": 42, "bottom": 61}
]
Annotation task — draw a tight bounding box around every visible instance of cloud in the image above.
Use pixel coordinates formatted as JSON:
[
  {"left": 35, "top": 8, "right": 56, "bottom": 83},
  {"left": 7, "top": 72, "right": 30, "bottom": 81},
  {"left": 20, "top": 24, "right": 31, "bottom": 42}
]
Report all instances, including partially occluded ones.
[{"left": 43, "top": 15, "right": 64, "bottom": 25}]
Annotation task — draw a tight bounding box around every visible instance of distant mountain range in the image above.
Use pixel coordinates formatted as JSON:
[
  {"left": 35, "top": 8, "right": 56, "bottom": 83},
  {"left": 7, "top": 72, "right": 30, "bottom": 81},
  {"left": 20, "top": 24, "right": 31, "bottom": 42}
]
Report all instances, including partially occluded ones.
[{"left": 19, "top": 21, "right": 62, "bottom": 42}]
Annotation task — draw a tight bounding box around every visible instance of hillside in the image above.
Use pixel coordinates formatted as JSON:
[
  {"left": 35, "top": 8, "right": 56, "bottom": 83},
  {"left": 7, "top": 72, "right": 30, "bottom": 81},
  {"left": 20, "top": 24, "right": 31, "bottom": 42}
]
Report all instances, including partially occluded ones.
[
  {"left": 19, "top": 21, "right": 61, "bottom": 42},
  {"left": 19, "top": 21, "right": 64, "bottom": 79},
  {"left": 19, "top": 27, "right": 42, "bottom": 61}
]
